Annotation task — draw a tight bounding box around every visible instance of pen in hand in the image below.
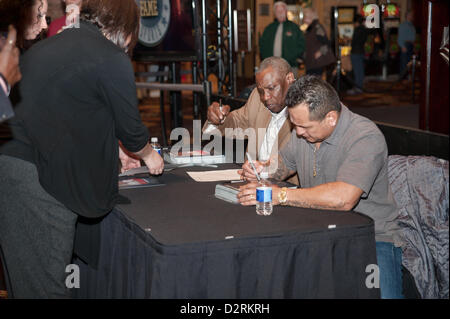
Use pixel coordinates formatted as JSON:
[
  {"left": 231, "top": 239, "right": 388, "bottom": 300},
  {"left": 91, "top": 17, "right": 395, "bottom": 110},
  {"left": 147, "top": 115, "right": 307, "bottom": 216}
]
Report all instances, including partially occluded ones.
[{"left": 246, "top": 152, "right": 261, "bottom": 182}]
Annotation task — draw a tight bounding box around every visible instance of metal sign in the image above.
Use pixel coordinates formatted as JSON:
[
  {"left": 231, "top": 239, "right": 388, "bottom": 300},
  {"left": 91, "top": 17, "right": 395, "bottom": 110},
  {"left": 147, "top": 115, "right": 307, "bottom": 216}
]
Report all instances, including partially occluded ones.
[{"left": 137, "top": 0, "right": 171, "bottom": 47}]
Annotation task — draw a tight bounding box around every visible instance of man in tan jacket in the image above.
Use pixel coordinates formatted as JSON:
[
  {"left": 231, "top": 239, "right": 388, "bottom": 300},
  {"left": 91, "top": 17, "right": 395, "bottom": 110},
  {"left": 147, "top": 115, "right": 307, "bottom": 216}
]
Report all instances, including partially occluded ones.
[{"left": 203, "top": 56, "right": 297, "bottom": 184}]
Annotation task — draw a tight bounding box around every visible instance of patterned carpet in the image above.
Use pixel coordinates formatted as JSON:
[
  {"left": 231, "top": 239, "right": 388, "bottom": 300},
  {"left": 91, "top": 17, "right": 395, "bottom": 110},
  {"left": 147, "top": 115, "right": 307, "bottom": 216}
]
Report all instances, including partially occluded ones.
[
  {"left": 341, "top": 77, "right": 420, "bottom": 129},
  {"left": 342, "top": 77, "right": 420, "bottom": 108}
]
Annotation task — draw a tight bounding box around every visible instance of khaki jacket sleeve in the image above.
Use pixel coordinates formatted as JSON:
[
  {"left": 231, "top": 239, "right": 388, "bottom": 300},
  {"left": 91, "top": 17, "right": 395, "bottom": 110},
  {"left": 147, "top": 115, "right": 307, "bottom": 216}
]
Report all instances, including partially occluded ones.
[{"left": 202, "top": 89, "right": 261, "bottom": 135}]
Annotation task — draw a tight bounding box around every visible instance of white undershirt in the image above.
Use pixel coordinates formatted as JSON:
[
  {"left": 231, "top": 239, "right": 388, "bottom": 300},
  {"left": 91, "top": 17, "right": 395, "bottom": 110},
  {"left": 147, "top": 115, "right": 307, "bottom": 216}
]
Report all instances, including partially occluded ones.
[
  {"left": 258, "top": 107, "right": 288, "bottom": 161},
  {"left": 273, "top": 23, "right": 283, "bottom": 57}
]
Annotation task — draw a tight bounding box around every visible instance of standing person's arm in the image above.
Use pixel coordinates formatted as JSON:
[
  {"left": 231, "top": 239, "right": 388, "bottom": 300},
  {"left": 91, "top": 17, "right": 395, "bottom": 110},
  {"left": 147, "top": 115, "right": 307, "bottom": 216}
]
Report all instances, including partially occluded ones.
[
  {"left": 314, "top": 23, "right": 331, "bottom": 59},
  {"left": 118, "top": 141, "right": 141, "bottom": 173},
  {"left": 99, "top": 52, "right": 164, "bottom": 174},
  {"left": 398, "top": 24, "right": 406, "bottom": 50}
]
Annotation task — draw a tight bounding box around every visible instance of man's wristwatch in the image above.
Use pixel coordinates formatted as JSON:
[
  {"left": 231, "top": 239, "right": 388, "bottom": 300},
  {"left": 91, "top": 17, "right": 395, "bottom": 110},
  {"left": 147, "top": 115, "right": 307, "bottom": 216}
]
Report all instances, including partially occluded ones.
[{"left": 278, "top": 187, "right": 288, "bottom": 205}]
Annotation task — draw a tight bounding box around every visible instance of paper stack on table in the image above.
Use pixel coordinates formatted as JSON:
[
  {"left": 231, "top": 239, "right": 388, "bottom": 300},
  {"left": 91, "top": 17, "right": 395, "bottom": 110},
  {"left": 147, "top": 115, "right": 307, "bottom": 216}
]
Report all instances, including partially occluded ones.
[
  {"left": 164, "top": 150, "right": 226, "bottom": 165},
  {"left": 186, "top": 169, "right": 241, "bottom": 182},
  {"left": 215, "top": 181, "right": 247, "bottom": 203}
]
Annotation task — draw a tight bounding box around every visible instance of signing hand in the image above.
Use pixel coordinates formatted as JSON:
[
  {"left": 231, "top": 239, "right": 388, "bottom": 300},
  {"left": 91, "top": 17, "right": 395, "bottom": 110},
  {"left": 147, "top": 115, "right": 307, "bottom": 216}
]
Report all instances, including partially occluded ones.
[
  {"left": 237, "top": 159, "right": 265, "bottom": 182},
  {"left": 206, "top": 101, "right": 231, "bottom": 125}
]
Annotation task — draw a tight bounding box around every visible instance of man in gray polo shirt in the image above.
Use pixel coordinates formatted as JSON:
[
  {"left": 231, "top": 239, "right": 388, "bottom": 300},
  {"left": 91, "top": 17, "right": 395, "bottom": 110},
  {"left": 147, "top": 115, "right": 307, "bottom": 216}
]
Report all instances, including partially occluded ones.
[{"left": 238, "top": 75, "right": 403, "bottom": 299}]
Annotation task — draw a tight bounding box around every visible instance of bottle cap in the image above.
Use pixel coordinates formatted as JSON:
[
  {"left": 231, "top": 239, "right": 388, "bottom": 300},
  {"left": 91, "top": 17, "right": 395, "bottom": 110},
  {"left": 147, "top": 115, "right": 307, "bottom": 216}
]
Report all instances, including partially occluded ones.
[{"left": 151, "top": 137, "right": 158, "bottom": 143}]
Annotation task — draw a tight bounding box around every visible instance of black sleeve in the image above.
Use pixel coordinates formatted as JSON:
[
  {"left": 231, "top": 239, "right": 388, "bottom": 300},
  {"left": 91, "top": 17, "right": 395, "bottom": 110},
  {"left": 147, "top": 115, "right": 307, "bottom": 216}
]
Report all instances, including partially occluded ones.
[{"left": 98, "top": 52, "right": 149, "bottom": 153}]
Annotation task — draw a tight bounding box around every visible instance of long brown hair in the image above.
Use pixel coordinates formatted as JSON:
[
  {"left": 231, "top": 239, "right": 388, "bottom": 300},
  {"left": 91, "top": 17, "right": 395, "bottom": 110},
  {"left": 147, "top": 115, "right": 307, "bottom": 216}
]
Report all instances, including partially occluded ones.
[
  {"left": 0, "top": 0, "right": 45, "bottom": 50},
  {"left": 80, "top": 0, "right": 140, "bottom": 54}
]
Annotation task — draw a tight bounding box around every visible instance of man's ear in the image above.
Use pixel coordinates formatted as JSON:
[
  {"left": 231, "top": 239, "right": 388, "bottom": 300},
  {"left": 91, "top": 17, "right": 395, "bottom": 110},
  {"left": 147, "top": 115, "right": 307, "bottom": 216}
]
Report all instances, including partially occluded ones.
[
  {"left": 326, "top": 111, "right": 338, "bottom": 127},
  {"left": 286, "top": 72, "right": 295, "bottom": 85}
]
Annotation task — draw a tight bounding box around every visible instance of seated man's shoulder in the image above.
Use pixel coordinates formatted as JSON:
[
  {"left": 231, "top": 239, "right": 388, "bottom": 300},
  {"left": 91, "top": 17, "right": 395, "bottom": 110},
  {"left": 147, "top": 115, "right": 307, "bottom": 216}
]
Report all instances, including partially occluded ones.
[
  {"left": 243, "top": 87, "right": 264, "bottom": 108},
  {"left": 346, "top": 113, "right": 385, "bottom": 142}
]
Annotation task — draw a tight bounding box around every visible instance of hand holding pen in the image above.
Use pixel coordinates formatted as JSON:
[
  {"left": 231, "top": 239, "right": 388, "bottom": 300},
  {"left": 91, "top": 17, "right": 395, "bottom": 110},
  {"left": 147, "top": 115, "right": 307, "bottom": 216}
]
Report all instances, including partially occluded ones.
[
  {"left": 206, "top": 98, "right": 231, "bottom": 125},
  {"left": 238, "top": 153, "right": 265, "bottom": 182}
]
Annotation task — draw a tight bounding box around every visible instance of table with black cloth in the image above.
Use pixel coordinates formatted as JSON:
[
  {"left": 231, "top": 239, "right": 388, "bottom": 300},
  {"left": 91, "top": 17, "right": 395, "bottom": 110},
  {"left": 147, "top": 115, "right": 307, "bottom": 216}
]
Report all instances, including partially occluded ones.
[{"left": 72, "top": 165, "right": 380, "bottom": 299}]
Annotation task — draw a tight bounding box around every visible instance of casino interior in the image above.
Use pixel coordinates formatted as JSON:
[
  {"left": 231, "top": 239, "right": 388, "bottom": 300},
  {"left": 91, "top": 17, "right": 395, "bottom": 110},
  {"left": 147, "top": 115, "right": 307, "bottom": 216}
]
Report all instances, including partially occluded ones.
[{"left": 0, "top": 0, "right": 448, "bottom": 301}]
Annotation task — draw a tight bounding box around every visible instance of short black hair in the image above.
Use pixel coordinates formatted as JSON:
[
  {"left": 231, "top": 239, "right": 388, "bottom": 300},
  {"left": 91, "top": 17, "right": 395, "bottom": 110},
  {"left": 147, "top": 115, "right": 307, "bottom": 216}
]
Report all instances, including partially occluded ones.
[{"left": 285, "top": 75, "right": 341, "bottom": 121}]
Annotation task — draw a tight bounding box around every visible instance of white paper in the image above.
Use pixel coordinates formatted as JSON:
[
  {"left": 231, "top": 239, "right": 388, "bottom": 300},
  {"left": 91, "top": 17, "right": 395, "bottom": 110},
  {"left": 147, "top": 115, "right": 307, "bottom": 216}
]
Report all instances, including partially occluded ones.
[{"left": 186, "top": 169, "right": 241, "bottom": 182}]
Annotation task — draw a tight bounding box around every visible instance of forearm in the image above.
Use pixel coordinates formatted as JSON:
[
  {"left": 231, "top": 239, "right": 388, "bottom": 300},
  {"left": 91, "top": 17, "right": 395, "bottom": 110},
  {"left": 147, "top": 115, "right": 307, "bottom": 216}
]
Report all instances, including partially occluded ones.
[
  {"left": 133, "top": 142, "right": 153, "bottom": 161},
  {"left": 132, "top": 141, "right": 164, "bottom": 175},
  {"left": 283, "top": 182, "right": 360, "bottom": 211},
  {"left": 270, "top": 156, "right": 296, "bottom": 181}
]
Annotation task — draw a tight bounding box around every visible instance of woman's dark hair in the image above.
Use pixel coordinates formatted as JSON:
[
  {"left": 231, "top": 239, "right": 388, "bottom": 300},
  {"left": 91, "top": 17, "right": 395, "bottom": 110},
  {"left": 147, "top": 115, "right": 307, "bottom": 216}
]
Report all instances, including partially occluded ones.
[
  {"left": 285, "top": 75, "right": 341, "bottom": 121},
  {"left": 80, "top": 0, "right": 140, "bottom": 54},
  {"left": 0, "top": 0, "right": 44, "bottom": 49},
  {"left": 354, "top": 14, "right": 364, "bottom": 25}
]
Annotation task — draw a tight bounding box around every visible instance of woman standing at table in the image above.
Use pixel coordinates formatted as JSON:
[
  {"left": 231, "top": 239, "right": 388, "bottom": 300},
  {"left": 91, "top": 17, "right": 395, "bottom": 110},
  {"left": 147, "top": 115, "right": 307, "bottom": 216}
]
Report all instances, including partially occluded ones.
[{"left": 0, "top": 0, "right": 163, "bottom": 298}]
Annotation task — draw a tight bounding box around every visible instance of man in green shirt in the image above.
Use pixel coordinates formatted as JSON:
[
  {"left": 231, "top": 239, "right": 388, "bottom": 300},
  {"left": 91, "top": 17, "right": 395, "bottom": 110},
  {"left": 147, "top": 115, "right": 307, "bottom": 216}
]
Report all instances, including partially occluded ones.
[{"left": 259, "top": 1, "right": 305, "bottom": 76}]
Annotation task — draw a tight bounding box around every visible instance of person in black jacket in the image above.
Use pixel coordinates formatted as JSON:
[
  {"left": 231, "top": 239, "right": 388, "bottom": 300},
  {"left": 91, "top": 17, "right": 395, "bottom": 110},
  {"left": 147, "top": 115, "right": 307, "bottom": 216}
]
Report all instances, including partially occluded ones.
[
  {"left": 0, "top": 0, "right": 163, "bottom": 298},
  {"left": 302, "top": 8, "right": 335, "bottom": 76},
  {"left": 348, "top": 14, "right": 368, "bottom": 95}
]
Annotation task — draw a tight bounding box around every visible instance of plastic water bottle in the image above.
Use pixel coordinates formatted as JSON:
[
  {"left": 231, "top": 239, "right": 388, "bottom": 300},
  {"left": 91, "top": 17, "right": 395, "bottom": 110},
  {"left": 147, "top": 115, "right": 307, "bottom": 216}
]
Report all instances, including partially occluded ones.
[
  {"left": 150, "top": 137, "right": 161, "bottom": 155},
  {"left": 256, "top": 170, "right": 273, "bottom": 216}
]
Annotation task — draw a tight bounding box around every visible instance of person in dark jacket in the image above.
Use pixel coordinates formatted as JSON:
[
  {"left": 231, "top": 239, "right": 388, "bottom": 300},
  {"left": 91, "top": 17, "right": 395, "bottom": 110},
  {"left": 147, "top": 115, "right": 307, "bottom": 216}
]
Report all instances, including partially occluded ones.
[
  {"left": 0, "top": 0, "right": 163, "bottom": 298},
  {"left": 348, "top": 14, "right": 368, "bottom": 95},
  {"left": 259, "top": 1, "right": 305, "bottom": 77},
  {"left": 302, "top": 7, "right": 335, "bottom": 76}
]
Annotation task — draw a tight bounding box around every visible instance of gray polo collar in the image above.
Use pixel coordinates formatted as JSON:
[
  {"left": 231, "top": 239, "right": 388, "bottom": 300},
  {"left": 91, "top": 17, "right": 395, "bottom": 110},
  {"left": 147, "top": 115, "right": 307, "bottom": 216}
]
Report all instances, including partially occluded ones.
[{"left": 323, "top": 104, "right": 350, "bottom": 146}]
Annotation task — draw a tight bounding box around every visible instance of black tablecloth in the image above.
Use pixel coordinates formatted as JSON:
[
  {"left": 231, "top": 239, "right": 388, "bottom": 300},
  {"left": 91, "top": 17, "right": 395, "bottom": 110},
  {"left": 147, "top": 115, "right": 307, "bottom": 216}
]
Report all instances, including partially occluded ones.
[{"left": 73, "top": 165, "right": 380, "bottom": 298}]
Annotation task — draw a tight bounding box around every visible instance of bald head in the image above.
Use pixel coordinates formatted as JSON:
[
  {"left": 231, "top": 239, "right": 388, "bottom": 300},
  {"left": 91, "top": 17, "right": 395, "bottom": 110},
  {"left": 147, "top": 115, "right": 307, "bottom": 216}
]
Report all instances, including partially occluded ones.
[
  {"left": 273, "top": 1, "right": 287, "bottom": 23},
  {"left": 257, "top": 56, "right": 291, "bottom": 77}
]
